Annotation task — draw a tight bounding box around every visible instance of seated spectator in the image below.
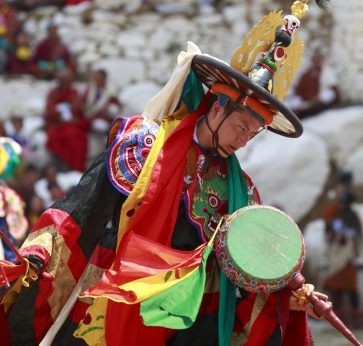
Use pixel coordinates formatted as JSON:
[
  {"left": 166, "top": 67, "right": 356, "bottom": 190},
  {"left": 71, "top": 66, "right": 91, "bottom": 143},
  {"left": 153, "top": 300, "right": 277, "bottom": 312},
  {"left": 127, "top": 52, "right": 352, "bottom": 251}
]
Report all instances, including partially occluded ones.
[
  {"left": 322, "top": 170, "right": 353, "bottom": 224},
  {"left": 34, "top": 164, "right": 69, "bottom": 209},
  {"left": 0, "top": 0, "right": 19, "bottom": 74},
  {"left": 323, "top": 191, "right": 362, "bottom": 327},
  {"left": 9, "top": 0, "right": 66, "bottom": 11},
  {"left": 46, "top": 182, "right": 65, "bottom": 208},
  {"left": 26, "top": 194, "right": 45, "bottom": 231},
  {"left": 7, "top": 30, "right": 34, "bottom": 76},
  {"left": 82, "top": 69, "right": 122, "bottom": 162},
  {"left": 0, "top": 185, "right": 28, "bottom": 260},
  {"left": 44, "top": 68, "right": 88, "bottom": 171},
  {"left": 0, "top": 0, "right": 19, "bottom": 33},
  {"left": 10, "top": 163, "right": 39, "bottom": 215},
  {"left": 33, "top": 24, "right": 75, "bottom": 79},
  {"left": 66, "top": 0, "right": 93, "bottom": 5},
  {"left": 0, "top": 119, "right": 6, "bottom": 136},
  {"left": 286, "top": 49, "right": 340, "bottom": 119},
  {"left": 7, "top": 115, "right": 34, "bottom": 164}
]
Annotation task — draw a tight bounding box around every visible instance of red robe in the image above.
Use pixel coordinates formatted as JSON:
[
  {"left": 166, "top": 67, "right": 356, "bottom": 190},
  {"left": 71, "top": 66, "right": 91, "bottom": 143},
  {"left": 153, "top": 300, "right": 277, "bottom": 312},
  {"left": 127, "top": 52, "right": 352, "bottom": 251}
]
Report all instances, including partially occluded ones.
[{"left": 45, "top": 86, "right": 88, "bottom": 171}]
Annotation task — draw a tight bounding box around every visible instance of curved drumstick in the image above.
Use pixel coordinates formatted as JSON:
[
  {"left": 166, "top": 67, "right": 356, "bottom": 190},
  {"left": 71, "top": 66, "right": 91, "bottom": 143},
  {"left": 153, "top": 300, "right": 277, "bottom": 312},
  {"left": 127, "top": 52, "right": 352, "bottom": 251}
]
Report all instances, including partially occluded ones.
[{"left": 289, "top": 273, "right": 362, "bottom": 346}]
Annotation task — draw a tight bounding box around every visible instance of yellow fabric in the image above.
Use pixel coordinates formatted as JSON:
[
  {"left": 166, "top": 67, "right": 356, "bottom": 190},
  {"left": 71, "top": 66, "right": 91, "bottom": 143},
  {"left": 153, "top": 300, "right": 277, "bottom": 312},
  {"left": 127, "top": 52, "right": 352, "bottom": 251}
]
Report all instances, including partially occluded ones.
[
  {"left": 20, "top": 225, "right": 55, "bottom": 255},
  {"left": 86, "top": 264, "right": 200, "bottom": 304},
  {"left": 1, "top": 276, "right": 24, "bottom": 312},
  {"left": 1, "top": 259, "right": 38, "bottom": 312},
  {"left": 0, "top": 145, "right": 9, "bottom": 175},
  {"left": 73, "top": 297, "right": 108, "bottom": 346}
]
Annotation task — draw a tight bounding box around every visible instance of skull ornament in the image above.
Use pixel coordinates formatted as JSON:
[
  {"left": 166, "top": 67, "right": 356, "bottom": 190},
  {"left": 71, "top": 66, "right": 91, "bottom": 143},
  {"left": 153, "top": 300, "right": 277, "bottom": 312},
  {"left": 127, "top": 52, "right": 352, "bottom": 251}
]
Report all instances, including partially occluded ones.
[{"left": 283, "top": 15, "right": 300, "bottom": 35}]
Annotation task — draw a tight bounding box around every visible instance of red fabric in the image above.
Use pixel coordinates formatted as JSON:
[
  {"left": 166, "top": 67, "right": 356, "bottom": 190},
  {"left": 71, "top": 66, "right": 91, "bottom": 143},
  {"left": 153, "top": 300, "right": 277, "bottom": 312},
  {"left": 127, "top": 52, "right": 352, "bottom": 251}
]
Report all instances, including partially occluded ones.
[
  {"left": 33, "top": 271, "right": 55, "bottom": 343},
  {"left": 199, "top": 291, "right": 220, "bottom": 315},
  {"left": 0, "top": 304, "right": 11, "bottom": 346},
  {"left": 282, "top": 311, "right": 310, "bottom": 346},
  {"left": 19, "top": 208, "right": 88, "bottom": 343},
  {"left": 0, "top": 4, "right": 19, "bottom": 34},
  {"left": 89, "top": 245, "right": 115, "bottom": 269},
  {"left": 114, "top": 94, "right": 211, "bottom": 265},
  {"left": 104, "top": 95, "right": 211, "bottom": 345},
  {"left": 45, "top": 86, "right": 88, "bottom": 171},
  {"left": 234, "top": 289, "right": 310, "bottom": 346},
  {"left": 244, "top": 292, "right": 288, "bottom": 346},
  {"left": 295, "top": 67, "right": 320, "bottom": 102},
  {"left": 21, "top": 208, "right": 87, "bottom": 278},
  {"left": 85, "top": 231, "right": 206, "bottom": 301},
  {"left": 0, "top": 259, "right": 27, "bottom": 288},
  {"left": 69, "top": 300, "right": 90, "bottom": 324},
  {"left": 7, "top": 52, "right": 33, "bottom": 75},
  {"left": 34, "top": 39, "right": 71, "bottom": 66},
  {"left": 19, "top": 244, "right": 51, "bottom": 268},
  {"left": 234, "top": 293, "right": 257, "bottom": 333},
  {"left": 66, "top": 0, "right": 93, "bottom": 5}
]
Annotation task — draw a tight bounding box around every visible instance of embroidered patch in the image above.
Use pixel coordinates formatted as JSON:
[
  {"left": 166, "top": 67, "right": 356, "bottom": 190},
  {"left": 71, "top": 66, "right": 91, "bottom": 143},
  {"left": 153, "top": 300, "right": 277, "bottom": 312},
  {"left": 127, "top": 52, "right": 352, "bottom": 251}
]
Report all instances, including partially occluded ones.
[
  {"left": 183, "top": 144, "right": 261, "bottom": 242},
  {"left": 184, "top": 144, "right": 229, "bottom": 242},
  {"left": 107, "top": 116, "right": 159, "bottom": 195}
]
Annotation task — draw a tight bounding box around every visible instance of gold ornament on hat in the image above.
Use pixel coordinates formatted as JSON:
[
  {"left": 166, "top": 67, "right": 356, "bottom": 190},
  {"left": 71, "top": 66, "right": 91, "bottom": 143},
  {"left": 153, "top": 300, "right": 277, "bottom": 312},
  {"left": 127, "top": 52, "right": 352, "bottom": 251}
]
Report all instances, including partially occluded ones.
[
  {"left": 229, "top": 0, "right": 323, "bottom": 101},
  {"left": 230, "top": 11, "right": 285, "bottom": 75}
]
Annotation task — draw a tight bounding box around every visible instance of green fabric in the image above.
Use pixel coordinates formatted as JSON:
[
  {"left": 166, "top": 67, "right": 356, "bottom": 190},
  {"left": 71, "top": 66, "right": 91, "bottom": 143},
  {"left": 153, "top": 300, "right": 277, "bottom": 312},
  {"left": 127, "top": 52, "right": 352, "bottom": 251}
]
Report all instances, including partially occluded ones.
[
  {"left": 180, "top": 70, "right": 205, "bottom": 114},
  {"left": 218, "top": 153, "right": 249, "bottom": 346},
  {"left": 140, "top": 242, "right": 213, "bottom": 329}
]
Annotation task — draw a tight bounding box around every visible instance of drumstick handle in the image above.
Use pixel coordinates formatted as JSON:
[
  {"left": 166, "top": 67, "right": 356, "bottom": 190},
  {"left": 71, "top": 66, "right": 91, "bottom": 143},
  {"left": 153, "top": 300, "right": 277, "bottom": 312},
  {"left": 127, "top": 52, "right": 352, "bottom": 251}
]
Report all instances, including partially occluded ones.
[
  {"left": 307, "top": 293, "right": 362, "bottom": 346},
  {"left": 289, "top": 273, "right": 362, "bottom": 346}
]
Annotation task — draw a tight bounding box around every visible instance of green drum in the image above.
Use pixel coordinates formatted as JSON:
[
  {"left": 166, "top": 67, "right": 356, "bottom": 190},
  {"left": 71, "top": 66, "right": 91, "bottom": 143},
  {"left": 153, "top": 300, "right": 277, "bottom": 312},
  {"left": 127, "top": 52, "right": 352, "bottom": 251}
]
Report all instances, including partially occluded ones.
[{"left": 214, "top": 205, "right": 305, "bottom": 293}]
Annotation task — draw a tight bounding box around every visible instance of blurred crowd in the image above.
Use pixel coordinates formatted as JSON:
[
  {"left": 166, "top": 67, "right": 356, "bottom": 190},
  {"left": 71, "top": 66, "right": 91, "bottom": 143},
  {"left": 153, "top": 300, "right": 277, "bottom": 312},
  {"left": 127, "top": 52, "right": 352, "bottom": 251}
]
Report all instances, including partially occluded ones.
[
  {"left": 0, "top": 0, "right": 124, "bottom": 260},
  {"left": 286, "top": 49, "right": 341, "bottom": 119},
  {"left": 320, "top": 170, "right": 363, "bottom": 328},
  {"left": 304, "top": 170, "right": 363, "bottom": 329},
  {"left": 0, "top": 4, "right": 124, "bottom": 166}
]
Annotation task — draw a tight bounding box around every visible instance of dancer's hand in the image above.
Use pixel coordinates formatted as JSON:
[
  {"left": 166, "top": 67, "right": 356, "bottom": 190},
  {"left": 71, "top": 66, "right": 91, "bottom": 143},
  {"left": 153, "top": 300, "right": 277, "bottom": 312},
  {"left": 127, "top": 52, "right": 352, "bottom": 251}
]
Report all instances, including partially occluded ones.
[{"left": 289, "top": 283, "right": 329, "bottom": 319}]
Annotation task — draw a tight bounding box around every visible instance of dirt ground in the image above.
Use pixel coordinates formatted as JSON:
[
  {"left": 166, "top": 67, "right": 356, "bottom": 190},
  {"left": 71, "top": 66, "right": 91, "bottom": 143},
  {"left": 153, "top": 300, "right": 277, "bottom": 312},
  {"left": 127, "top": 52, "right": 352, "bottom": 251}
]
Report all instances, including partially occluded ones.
[{"left": 310, "top": 319, "right": 363, "bottom": 345}]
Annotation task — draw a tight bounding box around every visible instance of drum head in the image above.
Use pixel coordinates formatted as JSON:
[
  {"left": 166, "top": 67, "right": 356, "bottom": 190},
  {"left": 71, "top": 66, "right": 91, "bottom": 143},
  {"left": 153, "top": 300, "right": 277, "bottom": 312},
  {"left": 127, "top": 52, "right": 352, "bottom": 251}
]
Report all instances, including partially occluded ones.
[{"left": 215, "top": 205, "right": 305, "bottom": 292}]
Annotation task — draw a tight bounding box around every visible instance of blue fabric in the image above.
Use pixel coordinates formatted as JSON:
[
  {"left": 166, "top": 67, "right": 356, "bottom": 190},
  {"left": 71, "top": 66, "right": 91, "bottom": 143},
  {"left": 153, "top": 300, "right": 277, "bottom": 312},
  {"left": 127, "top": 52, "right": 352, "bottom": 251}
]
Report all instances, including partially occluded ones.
[{"left": 0, "top": 218, "right": 16, "bottom": 262}]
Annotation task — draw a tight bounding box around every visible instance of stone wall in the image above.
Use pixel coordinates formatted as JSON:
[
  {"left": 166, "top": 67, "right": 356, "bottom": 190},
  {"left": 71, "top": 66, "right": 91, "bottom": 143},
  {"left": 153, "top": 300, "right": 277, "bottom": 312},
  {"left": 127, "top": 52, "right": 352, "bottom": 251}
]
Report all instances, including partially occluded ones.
[
  {"left": 329, "top": 0, "right": 363, "bottom": 102},
  {"left": 22, "top": 0, "right": 333, "bottom": 92}
]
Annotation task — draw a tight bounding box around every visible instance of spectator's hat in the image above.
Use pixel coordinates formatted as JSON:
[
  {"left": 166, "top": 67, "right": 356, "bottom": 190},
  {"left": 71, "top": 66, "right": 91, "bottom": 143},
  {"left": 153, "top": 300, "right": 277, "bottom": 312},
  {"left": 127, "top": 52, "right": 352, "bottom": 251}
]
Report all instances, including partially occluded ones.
[{"left": 192, "top": 0, "right": 329, "bottom": 138}]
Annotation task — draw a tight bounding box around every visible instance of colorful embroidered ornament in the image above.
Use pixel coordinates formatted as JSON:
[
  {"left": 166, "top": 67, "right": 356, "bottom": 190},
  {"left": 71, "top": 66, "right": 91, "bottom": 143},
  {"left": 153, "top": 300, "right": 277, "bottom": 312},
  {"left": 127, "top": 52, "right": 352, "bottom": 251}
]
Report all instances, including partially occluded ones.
[
  {"left": 191, "top": 0, "right": 326, "bottom": 138},
  {"left": 106, "top": 116, "right": 160, "bottom": 195}
]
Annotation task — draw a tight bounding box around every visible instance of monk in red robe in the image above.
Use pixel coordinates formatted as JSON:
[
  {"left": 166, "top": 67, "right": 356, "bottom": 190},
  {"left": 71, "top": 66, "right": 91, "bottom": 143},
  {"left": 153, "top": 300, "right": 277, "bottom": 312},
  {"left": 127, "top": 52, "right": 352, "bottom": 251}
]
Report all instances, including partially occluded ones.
[{"left": 44, "top": 68, "right": 88, "bottom": 172}]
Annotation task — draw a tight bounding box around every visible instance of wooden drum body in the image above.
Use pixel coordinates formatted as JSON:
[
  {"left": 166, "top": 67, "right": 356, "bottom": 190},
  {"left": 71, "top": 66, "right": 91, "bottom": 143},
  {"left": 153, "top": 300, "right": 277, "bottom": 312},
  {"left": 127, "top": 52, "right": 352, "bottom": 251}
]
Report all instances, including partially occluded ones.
[{"left": 214, "top": 205, "right": 305, "bottom": 293}]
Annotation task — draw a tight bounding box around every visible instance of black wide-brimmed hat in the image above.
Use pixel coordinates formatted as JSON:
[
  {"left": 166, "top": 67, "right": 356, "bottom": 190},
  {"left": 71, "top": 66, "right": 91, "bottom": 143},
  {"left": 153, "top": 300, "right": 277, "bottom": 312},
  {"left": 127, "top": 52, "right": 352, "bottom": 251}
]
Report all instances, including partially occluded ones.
[{"left": 191, "top": 54, "right": 303, "bottom": 138}]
